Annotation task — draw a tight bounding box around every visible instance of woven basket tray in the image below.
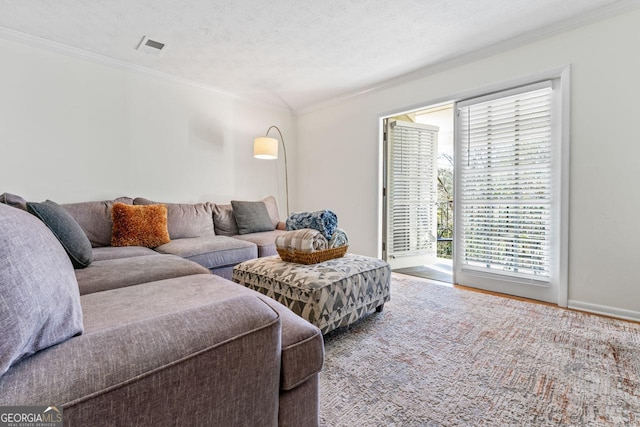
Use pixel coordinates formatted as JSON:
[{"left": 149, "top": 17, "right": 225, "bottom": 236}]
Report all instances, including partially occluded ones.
[{"left": 277, "top": 245, "right": 348, "bottom": 265}]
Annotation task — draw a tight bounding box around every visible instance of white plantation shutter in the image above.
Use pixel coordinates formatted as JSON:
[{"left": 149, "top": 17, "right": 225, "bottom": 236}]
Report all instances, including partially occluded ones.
[
  {"left": 457, "top": 82, "right": 553, "bottom": 281},
  {"left": 386, "top": 120, "right": 438, "bottom": 267}
]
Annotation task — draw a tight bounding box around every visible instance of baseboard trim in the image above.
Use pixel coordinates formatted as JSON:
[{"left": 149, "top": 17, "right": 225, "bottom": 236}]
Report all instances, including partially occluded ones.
[{"left": 568, "top": 300, "right": 640, "bottom": 322}]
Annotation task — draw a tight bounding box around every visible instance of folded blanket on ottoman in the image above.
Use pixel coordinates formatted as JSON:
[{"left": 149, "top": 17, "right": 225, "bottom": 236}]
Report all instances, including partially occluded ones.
[
  {"left": 276, "top": 229, "right": 328, "bottom": 253},
  {"left": 286, "top": 210, "right": 338, "bottom": 240},
  {"left": 328, "top": 228, "right": 348, "bottom": 248}
]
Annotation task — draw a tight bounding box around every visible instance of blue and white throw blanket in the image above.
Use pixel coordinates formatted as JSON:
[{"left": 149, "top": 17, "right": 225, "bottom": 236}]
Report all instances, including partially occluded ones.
[
  {"left": 328, "top": 228, "right": 348, "bottom": 248},
  {"left": 286, "top": 210, "right": 338, "bottom": 240}
]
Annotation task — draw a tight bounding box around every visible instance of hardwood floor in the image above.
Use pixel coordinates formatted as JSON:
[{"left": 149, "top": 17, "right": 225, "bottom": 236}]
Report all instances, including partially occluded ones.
[
  {"left": 451, "top": 283, "right": 558, "bottom": 307},
  {"left": 394, "top": 272, "right": 640, "bottom": 324}
]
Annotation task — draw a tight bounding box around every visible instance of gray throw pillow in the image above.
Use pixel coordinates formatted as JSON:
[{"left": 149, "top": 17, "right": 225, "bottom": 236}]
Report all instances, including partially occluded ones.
[
  {"left": 231, "top": 201, "right": 275, "bottom": 235},
  {"left": 27, "top": 200, "right": 93, "bottom": 269},
  {"left": 0, "top": 192, "right": 27, "bottom": 211},
  {"left": 0, "top": 203, "right": 84, "bottom": 377}
]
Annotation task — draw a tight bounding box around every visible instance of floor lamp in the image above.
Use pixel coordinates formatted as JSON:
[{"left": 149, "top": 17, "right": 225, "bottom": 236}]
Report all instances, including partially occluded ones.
[{"left": 254, "top": 125, "right": 289, "bottom": 216}]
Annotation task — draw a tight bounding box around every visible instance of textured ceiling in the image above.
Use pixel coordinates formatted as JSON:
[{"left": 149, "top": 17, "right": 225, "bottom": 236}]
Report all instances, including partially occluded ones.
[{"left": 0, "top": 0, "right": 630, "bottom": 111}]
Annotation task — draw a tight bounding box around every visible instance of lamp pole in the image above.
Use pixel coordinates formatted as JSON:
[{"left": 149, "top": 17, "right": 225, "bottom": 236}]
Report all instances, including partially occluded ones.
[{"left": 264, "top": 125, "right": 289, "bottom": 216}]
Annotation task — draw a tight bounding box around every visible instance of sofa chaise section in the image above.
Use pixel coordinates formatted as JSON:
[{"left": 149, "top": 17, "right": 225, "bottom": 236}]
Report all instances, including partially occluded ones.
[
  {"left": 76, "top": 273, "right": 325, "bottom": 427},
  {"left": 0, "top": 295, "right": 282, "bottom": 427}
]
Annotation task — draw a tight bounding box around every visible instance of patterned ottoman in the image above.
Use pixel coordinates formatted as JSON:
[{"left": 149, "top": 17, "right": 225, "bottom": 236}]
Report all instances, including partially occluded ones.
[{"left": 232, "top": 254, "right": 391, "bottom": 334}]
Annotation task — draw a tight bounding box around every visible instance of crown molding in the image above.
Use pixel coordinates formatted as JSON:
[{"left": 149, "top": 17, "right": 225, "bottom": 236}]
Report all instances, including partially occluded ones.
[
  {"left": 0, "top": 26, "right": 292, "bottom": 114},
  {"left": 1, "top": 0, "right": 638, "bottom": 116},
  {"left": 296, "top": 0, "right": 640, "bottom": 115}
]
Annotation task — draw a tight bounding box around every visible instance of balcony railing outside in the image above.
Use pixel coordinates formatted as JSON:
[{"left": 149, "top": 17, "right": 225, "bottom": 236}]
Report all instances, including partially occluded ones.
[{"left": 437, "top": 200, "right": 453, "bottom": 259}]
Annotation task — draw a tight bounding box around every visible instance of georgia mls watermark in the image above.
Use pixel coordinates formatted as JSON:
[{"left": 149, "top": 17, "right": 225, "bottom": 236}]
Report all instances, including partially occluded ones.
[{"left": 0, "top": 406, "right": 63, "bottom": 427}]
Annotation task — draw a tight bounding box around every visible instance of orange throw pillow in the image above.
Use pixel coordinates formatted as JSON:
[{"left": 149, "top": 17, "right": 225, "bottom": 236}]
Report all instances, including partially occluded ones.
[{"left": 111, "top": 203, "right": 170, "bottom": 248}]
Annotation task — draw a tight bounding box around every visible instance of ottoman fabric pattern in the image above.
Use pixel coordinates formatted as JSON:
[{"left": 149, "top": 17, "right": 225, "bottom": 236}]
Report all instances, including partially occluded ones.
[{"left": 232, "top": 254, "right": 391, "bottom": 334}]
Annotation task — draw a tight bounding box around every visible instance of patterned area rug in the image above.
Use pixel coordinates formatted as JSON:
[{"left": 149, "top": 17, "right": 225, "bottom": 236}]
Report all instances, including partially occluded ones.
[{"left": 320, "top": 274, "right": 640, "bottom": 426}]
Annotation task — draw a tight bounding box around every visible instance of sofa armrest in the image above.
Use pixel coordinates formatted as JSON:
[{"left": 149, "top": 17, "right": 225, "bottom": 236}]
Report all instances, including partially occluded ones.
[{"left": 0, "top": 295, "right": 282, "bottom": 427}]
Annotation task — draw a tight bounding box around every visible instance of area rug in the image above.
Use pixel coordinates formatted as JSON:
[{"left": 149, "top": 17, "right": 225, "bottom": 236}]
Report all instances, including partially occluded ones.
[{"left": 319, "top": 274, "right": 640, "bottom": 426}]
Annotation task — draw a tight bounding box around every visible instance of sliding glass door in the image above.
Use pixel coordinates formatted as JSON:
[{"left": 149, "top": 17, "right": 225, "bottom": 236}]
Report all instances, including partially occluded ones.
[{"left": 454, "top": 80, "right": 566, "bottom": 304}]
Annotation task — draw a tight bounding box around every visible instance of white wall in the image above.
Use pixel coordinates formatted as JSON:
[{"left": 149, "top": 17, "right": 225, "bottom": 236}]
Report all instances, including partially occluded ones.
[
  {"left": 0, "top": 36, "right": 294, "bottom": 213},
  {"left": 296, "top": 9, "right": 640, "bottom": 317},
  {"left": 1, "top": 9, "right": 638, "bottom": 318}
]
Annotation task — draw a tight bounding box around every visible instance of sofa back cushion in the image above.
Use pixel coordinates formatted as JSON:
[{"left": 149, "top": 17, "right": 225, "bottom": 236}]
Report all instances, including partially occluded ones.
[
  {"left": 0, "top": 192, "right": 27, "bottom": 211},
  {"left": 134, "top": 198, "right": 214, "bottom": 240},
  {"left": 262, "top": 196, "right": 281, "bottom": 228},
  {"left": 27, "top": 200, "right": 93, "bottom": 269},
  {"left": 0, "top": 203, "right": 84, "bottom": 377},
  {"left": 63, "top": 197, "right": 133, "bottom": 247},
  {"left": 212, "top": 204, "right": 239, "bottom": 236}
]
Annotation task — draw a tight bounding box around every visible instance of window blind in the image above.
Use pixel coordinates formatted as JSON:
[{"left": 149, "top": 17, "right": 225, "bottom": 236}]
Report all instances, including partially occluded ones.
[
  {"left": 387, "top": 121, "right": 438, "bottom": 258},
  {"left": 458, "top": 83, "right": 552, "bottom": 281}
]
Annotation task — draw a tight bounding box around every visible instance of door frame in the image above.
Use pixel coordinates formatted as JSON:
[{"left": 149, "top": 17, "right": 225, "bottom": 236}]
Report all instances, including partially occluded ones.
[
  {"left": 379, "top": 65, "right": 570, "bottom": 306},
  {"left": 380, "top": 104, "right": 451, "bottom": 268}
]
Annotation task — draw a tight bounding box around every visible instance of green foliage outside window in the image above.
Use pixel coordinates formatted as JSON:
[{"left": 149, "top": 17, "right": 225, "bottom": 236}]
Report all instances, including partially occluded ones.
[{"left": 437, "top": 154, "right": 454, "bottom": 259}]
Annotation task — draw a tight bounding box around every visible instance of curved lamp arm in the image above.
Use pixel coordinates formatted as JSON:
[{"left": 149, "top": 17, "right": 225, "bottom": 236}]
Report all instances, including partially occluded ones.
[{"left": 263, "top": 125, "right": 289, "bottom": 216}]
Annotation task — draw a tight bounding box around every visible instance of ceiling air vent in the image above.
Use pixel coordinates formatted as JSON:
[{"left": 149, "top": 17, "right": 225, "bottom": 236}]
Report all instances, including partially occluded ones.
[{"left": 136, "top": 36, "right": 167, "bottom": 56}]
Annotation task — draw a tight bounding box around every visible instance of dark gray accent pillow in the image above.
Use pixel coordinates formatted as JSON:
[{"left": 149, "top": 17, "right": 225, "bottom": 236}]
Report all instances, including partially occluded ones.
[
  {"left": 0, "top": 203, "right": 84, "bottom": 376},
  {"left": 231, "top": 201, "right": 276, "bottom": 235},
  {"left": 0, "top": 192, "right": 27, "bottom": 211},
  {"left": 27, "top": 200, "right": 93, "bottom": 269}
]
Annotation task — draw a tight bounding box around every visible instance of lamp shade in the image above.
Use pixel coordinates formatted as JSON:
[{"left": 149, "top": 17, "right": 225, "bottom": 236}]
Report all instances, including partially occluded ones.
[{"left": 254, "top": 137, "right": 278, "bottom": 159}]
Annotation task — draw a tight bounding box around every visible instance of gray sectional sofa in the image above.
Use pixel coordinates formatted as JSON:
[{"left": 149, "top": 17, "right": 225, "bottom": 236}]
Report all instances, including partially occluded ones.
[
  {"left": 64, "top": 196, "right": 286, "bottom": 279},
  {"left": 0, "top": 196, "right": 324, "bottom": 426}
]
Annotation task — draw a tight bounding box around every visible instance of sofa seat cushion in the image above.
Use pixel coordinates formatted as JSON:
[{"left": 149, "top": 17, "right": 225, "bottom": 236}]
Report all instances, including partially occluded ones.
[
  {"left": 75, "top": 254, "right": 210, "bottom": 295},
  {"left": 155, "top": 236, "right": 257, "bottom": 270},
  {"left": 233, "top": 230, "right": 286, "bottom": 257},
  {"left": 92, "top": 246, "right": 158, "bottom": 261},
  {"left": 80, "top": 274, "right": 323, "bottom": 390}
]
